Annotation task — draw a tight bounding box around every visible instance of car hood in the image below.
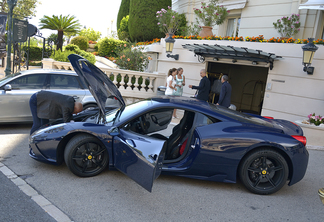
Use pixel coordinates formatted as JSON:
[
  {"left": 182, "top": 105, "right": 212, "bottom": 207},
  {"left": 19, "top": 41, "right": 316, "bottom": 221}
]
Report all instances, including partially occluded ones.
[{"left": 68, "top": 54, "right": 125, "bottom": 120}]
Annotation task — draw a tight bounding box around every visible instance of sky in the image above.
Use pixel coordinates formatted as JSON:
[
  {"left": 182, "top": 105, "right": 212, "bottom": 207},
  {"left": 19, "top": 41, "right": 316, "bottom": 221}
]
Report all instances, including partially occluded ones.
[{"left": 28, "top": 0, "right": 122, "bottom": 38}]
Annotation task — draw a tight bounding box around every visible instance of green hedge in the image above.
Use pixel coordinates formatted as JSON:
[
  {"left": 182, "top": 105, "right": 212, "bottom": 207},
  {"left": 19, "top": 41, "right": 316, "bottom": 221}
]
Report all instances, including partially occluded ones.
[
  {"left": 51, "top": 50, "right": 96, "bottom": 64},
  {"left": 117, "top": 0, "right": 130, "bottom": 30},
  {"left": 97, "top": 37, "right": 126, "bottom": 57},
  {"left": 22, "top": 46, "right": 52, "bottom": 61},
  {"left": 70, "top": 36, "right": 89, "bottom": 51},
  {"left": 128, "top": 0, "right": 171, "bottom": 42}
]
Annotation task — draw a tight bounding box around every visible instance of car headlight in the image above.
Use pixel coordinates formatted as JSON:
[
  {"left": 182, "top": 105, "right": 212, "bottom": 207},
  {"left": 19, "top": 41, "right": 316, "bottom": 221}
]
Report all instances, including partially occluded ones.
[{"left": 32, "top": 123, "right": 67, "bottom": 136}]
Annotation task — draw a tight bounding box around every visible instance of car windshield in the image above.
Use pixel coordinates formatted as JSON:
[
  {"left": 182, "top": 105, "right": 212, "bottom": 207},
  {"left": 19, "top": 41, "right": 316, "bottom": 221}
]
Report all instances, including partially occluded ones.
[
  {"left": 105, "top": 100, "right": 153, "bottom": 124},
  {"left": 209, "top": 104, "right": 273, "bottom": 127},
  {"left": 0, "top": 72, "right": 21, "bottom": 85}
]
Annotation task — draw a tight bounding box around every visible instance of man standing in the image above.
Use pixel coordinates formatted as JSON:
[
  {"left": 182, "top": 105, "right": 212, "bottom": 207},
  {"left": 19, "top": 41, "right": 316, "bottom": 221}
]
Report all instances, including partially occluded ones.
[
  {"left": 189, "top": 69, "right": 210, "bottom": 101},
  {"left": 217, "top": 75, "right": 232, "bottom": 108},
  {"left": 29, "top": 91, "right": 83, "bottom": 134}
]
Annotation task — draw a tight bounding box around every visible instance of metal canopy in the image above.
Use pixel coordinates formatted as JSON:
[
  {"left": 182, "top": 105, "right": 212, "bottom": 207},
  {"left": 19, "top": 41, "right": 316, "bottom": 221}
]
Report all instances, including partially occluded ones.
[{"left": 182, "top": 43, "right": 282, "bottom": 70}]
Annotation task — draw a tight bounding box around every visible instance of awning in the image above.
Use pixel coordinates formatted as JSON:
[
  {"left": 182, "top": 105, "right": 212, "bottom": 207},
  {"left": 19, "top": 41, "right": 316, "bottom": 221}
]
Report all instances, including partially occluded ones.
[
  {"left": 182, "top": 43, "right": 282, "bottom": 70},
  {"left": 218, "top": 0, "right": 247, "bottom": 10},
  {"left": 299, "top": 0, "right": 324, "bottom": 10}
]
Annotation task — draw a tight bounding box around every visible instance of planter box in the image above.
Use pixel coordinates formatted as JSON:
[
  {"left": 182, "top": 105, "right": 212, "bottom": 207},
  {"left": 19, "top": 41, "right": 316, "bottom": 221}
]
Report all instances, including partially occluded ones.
[{"left": 295, "top": 120, "right": 324, "bottom": 147}]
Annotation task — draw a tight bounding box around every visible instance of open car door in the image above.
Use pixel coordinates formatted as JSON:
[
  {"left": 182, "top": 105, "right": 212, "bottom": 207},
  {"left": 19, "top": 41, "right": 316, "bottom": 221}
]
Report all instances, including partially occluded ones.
[{"left": 113, "top": 129, "right": 167, "bottom": 192}]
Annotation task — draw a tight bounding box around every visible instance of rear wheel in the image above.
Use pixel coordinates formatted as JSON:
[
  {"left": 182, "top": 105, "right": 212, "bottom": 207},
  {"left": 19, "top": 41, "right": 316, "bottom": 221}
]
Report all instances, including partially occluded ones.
[
  {"left": 64, "top": 134, "right": 109, "bottom": 177},
  {"left": 239, "top": 148, "right": 288, "bottom": 195}
]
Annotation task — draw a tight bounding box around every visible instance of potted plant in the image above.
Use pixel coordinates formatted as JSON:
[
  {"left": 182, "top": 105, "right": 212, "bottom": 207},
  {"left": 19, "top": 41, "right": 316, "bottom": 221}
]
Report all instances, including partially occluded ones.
[
  {"left": 273, "top": 13, "right": 301, "bottom": 38},
  {"left": 194, "top": 0, "right": 229, "bottom": 37},
  {"left": 156, "top": 6, "right": 182, "bottom": 37}
]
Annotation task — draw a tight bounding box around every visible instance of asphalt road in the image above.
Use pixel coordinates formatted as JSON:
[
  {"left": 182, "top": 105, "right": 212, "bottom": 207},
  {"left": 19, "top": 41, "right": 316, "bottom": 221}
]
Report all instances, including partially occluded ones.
[{"left": 0, "top": 124, "right": 323, "bottom": 222}]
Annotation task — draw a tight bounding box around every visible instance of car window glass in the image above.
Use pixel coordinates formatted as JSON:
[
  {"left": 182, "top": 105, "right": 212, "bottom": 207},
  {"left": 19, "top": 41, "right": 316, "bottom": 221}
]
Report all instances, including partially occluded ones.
[
  {"left": 196, "top": 112, "right": 219, "bottom": 127},
  {"left": 9, "top": 74, "right": 46, "bottom": 89},
  {"left": 50, "top": 74, "right": 81, "bottom": 89}
]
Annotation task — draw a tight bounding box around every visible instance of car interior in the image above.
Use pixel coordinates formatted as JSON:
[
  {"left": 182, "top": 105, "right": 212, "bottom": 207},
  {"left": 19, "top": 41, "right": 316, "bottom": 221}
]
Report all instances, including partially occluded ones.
[{"left": 123, "top": 108, "right": 196, "bottom": 161}]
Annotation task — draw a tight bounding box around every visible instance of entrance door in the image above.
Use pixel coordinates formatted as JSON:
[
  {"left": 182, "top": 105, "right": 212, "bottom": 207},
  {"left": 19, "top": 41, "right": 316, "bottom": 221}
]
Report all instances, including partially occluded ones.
[{"left": 207, "top": 62, "right": 268, "bottom": 115}]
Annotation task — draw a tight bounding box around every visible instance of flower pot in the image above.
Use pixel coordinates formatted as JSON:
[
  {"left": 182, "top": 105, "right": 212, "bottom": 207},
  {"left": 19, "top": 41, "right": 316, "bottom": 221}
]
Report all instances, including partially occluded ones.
[{"left": 199, "top": 26, "right": 213, "bottom": 37}]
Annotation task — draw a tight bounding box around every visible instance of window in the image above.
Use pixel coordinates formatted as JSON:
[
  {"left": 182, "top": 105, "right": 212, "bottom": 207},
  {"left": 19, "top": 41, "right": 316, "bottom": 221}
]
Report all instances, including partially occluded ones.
[
  {"left": 9, "top": 74, "right": 46, "bottom": 89},
  {"left": 50, "top": 74, "right": 82, "bottom": 89},
  {"left": 226, "top": 17, "right": 241, "bottom": 37}
]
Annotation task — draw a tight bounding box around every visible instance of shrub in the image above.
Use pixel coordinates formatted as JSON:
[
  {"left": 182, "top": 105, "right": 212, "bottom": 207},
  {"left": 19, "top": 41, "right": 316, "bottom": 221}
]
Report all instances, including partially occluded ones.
[
  {"left": 79, "top": 28, "right": 101, "bottom": 41},
  {"left": 97, "top": 37, "right": 126, "bottom": 57},
  {"left": 22, "top": 46, "right": 52, "bottom": 61},
  {"left": 51, "top": 50, "right": 96, "bottom": 64},
  {"left": 70, "top": 36, "right": 89, "bottom": 51},
  {"left": 114, "top": 45, "right": 151, "bottom": 72},
  {"left": 118, "top": 15, "right": 130, "bottom": 41},
  {"left": 64, "top": 44, "right": 80, "bottom": 52}
]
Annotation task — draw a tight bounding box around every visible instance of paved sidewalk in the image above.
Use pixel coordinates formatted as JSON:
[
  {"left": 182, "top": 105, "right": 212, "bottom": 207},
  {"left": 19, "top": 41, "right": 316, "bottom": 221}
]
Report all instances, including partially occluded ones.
[{"left": 0, "top": 162, "right": 70, "bottom": 222}]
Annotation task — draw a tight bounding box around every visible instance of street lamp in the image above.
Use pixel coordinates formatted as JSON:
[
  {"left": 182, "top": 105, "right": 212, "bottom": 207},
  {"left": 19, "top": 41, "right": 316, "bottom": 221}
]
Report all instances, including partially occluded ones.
[
  {"left": 301, "top": 38, "right": 318, "bottom": 75},
  {"left": 4, "top": 0, "right": 17, "bottom": 76},
  {"left": 165, "top": 34, "right": 179, "bottom": 60}
]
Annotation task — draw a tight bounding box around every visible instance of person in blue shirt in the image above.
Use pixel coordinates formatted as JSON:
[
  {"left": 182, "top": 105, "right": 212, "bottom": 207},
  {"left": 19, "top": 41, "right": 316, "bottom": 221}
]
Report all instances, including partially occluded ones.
[{"left": 217, "top": 75, "right": 232, "bottom": 108}]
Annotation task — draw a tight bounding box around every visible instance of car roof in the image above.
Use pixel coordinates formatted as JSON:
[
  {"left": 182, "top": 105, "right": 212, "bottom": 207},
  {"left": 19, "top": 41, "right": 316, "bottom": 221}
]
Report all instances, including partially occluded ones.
[{"left": 19, "top": 69, "right": 77, "bottom": 76}]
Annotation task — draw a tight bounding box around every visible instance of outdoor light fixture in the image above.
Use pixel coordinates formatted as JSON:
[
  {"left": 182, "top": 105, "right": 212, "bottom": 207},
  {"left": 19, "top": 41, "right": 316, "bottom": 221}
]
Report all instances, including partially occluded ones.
[
  {"left": 302, "top": 38, "right": 318, "bottom": 75},
  {"left": 165, "top": 34, "right": 179, "bottom": 60}
]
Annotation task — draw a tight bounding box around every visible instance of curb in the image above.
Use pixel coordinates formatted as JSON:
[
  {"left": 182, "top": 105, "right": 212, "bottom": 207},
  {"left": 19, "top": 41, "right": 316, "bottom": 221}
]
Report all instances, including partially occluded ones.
[
  {"left": 306, "top": 145, "right": 324, "bottom": 151},
  {"left": 0, "top": 162, "right": 72, "bottom": 222}
]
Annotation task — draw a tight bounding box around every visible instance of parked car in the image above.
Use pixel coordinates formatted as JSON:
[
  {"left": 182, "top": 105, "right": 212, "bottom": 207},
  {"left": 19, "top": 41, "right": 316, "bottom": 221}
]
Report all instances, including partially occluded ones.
[
  {"left": 29, "top": 54, "right": 309, "bottom": 195},
  {"left": 0, "top": 69, "right": 119, "bottom": 123}
]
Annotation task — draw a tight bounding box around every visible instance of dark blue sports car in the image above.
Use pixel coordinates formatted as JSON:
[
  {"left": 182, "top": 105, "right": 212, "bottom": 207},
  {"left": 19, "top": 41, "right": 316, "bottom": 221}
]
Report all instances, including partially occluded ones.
[{"left": 29, "top": 54, "right": 309, "bottom": 195}]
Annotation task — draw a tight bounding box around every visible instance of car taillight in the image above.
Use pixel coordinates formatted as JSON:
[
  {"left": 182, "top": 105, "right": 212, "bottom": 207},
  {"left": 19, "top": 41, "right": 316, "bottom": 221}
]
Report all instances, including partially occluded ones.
[
  {"left": 292, "top": 135, "right": 307, "bottom": 146},
  {"left": 263, "top": 116, "right": 274, "bottom": 119}
]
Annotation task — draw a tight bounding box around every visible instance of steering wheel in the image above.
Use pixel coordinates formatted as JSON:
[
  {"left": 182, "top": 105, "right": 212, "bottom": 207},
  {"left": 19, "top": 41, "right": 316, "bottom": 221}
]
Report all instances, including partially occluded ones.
[{"left": 139, "top": 116, "right": 148, "bottom": 134}]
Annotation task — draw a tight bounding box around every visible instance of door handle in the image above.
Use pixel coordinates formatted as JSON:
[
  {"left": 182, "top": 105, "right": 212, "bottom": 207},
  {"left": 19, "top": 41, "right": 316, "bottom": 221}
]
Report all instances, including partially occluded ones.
[{"left": 191, "top": 138, "right": 199, "bottom": 149}]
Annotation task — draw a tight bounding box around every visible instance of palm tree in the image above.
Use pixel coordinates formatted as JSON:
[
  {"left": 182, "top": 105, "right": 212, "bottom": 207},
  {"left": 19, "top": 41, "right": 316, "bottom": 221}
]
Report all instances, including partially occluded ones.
[{"left": 39, "top": 14, "right": 81, "bottom": 51}]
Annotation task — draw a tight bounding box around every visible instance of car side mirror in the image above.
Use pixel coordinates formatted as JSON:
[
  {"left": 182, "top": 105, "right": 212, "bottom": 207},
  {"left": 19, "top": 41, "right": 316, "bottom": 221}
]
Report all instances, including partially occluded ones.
[
  {"left": 108, "top": 127, "right": 119, "bottom": 136},
  {"left": 4, "top": 84, "right": 12, "bottom": 91}
]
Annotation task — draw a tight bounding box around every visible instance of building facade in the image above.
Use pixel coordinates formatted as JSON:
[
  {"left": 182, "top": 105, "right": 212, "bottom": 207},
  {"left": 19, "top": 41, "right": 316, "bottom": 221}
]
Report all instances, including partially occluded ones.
[{"left": 172, "top": 0, "right": 324, "bottom": 40}]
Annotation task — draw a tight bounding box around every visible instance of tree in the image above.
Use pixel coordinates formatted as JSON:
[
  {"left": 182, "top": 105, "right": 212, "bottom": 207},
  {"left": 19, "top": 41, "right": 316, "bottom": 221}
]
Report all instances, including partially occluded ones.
[
  {"left": 79, "top": 27, "right": 101, "bottom": 42},
  {"left": 118, "top": 15, "right": 130, "bottom": 41},
  {"left": 39, "top": 14, "right": 81, "bottom": 51},
  {"left": 0, "top": 0, "right": 39, "bottom": 19},
  {"left": 117, "top": 0, "right": 130, "bottom": 30},
  {"left": 128, "top": 0, "right": 171, "bottom": 42}
]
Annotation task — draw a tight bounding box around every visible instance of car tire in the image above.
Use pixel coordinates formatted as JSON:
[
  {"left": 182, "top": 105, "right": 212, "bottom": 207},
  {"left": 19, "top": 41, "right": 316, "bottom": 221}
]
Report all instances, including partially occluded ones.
[
  {"left": 64, "top": 134, "right": 109, "bottom": 177},
  {"left": 239, "top": 148, "right": 289, "bottom": 195}
]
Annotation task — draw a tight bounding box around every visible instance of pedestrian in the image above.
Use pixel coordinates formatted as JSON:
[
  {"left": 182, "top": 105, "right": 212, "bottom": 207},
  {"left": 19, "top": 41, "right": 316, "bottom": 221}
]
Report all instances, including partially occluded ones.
[
  {"left": 29, "top": 91, "right": 83, "bottom": 134},
  {"left": 189, "top": 69, "right": 211, "bottom": 101},
  {"left": 217, "top": 75, "right": 232, "bottom": 108},
  {"left": 173, "top": 67, "right": 185, "bottom": 96},
  {"left": 165, "top": 68, "right": 177, "bottom": 96}
]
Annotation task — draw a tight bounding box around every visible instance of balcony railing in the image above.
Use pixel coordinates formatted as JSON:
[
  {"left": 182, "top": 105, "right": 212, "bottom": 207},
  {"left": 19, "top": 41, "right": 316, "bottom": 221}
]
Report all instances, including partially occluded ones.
[{"left": 42, "top": 59, "right": 166, "bottom": 99}]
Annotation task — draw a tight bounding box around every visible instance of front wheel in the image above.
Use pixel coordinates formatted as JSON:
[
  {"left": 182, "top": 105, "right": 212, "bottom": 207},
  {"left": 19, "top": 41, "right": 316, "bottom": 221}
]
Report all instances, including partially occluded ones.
[
  {"left": 64, "top": 134, "right": 109, "bottom": 177},
  {"left": 239, "top": 149, "right": 289, "bottom": 195}
]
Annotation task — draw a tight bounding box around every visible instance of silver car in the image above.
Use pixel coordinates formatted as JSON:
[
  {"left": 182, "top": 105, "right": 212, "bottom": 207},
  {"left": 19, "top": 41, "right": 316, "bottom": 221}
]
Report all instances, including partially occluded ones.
[{"left": 0, "top": 69, "right": 118, "bottom": 123}]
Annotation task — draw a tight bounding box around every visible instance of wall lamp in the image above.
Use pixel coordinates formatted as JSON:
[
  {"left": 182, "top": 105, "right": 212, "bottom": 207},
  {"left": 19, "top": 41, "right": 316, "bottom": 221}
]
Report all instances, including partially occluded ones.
[
  {"left": 302, "top": 38, "right": 318, "bottom": 75},
  {"left": 165, "top": 34, "right": 179, "bottom": 60}
]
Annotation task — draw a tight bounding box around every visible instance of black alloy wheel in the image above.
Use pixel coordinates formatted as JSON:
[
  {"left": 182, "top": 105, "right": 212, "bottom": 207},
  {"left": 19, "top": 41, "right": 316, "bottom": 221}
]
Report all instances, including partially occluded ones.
[
  {"left": 239, "top": 148, "right": 289, "bottom": 195},
  {"left": 64, "top": 134, "right": 109, "bottom": 177}
]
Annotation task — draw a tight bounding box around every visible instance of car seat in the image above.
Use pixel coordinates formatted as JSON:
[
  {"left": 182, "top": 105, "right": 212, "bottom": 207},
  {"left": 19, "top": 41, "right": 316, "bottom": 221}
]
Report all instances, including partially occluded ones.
[{"left": 166, "top": 111, "right": 194, "bottom": 159}]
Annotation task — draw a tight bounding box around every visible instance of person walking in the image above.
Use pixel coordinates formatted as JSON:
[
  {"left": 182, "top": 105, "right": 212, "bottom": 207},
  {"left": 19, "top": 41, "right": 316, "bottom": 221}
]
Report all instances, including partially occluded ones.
[
  {"left": 29, "top": 91, "right": 83, "bottom": 134},
  {"left": 173, "top": 67, "right": 185, "bottom": 96},
  {"left": 217, "top": 75, "right": 232, "bottom": 108},
  {"left": 189, "top": 69, "right": 210, "bottom": 101}
]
